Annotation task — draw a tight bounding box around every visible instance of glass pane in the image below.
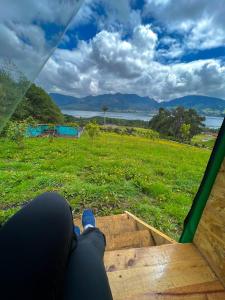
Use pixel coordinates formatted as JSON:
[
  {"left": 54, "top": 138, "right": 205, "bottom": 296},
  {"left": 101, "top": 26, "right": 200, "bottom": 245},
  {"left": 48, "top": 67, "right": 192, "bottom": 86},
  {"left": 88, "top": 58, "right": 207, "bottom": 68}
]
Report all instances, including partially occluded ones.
[{"left": 0, "top": 0, "right": 84, "bottom": 131}]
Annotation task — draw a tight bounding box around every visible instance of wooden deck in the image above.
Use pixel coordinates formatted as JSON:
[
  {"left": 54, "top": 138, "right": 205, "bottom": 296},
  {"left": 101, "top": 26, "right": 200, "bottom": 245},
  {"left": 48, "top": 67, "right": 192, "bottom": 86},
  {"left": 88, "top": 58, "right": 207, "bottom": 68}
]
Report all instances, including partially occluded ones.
[{"left": 74, "top": 212, "right": 225, "bottom": 299}]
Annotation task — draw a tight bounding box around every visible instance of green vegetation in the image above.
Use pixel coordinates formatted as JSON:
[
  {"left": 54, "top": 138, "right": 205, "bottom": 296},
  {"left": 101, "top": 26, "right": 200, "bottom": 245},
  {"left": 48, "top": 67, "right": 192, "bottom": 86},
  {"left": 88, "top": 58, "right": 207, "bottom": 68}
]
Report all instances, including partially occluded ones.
[
  {"left": 85, "top": 122, "right": 100, "bottom": 141},
  {"left": 0, "top": 132, "right": 210, "bottom": 240},
  {"left": 12, "top": 84, "right": 64, "bottom": 123},
  {"left": 64, "top": 114, "right": 149, "bottom": 128},
  {"left": 191, "top": 134, "right": 216, "bottom": 149},
  {"left": 149, "top": 107, "right": 205, "bottom": 142},
  {"left": 101, "top": 126, "right": 159, "bottom": 139},
  {"left": 180, "top": 123, "right": 191, "bottom": 142},
  {"left": 5, "top": 121, "right": 28, "bottom": 149},
  {"left": 0, "top": 64, "right": 29, "bottom": 131}
]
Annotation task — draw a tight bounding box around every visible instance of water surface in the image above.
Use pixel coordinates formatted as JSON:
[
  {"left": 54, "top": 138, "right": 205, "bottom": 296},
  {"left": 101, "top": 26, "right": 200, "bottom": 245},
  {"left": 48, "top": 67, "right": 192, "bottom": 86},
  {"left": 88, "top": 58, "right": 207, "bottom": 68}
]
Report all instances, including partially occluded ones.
[{"left": 63, "top": 110, "right": 224, "bottom": 129}]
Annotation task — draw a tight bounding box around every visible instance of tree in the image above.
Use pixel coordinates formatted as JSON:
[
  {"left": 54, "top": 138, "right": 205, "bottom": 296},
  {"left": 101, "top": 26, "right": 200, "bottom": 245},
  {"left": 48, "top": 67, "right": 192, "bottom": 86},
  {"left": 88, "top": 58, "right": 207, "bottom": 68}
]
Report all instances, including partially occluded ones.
[
  {"left": 85, "top": 122, "right": 100, "bottom": 141},
  {"left": 12, "top": 84, "right": 64, "bottom": 123},
  {"left": 149, "top": 107, "right": 205, "bottom": 141},
  {"left": 180, "top": 123, "right": 191, "bottom": 142},
  {"left": 0, "top": 62, "right": 29, "bottom": 133},
  {"left": 101, "top": 105, "right": 109, "bottom": 126}
]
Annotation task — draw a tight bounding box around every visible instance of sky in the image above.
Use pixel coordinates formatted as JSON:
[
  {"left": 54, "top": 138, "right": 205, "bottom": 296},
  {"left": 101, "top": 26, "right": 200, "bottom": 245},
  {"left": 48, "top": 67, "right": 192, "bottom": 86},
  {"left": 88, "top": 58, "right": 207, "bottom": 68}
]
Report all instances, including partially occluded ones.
[{"left": 1, "top": 0, "right": 225, "bottom": 101}]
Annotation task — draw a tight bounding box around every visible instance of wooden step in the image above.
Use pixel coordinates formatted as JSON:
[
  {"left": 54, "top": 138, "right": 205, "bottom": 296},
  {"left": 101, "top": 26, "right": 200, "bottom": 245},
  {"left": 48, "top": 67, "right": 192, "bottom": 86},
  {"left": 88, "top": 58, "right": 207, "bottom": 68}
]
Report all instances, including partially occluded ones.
[
  {"left": 105, "top": 243, "right": 225, "bottom": 299},
  {"left": 106, "top": 230, "right": 154, "bottom": 251},
  {"left": 74, "top": 214, "right": 138, "bottom": 236},
  {"left": 105, "top": 243, "right": 200, "bottom": 272},
  {"left": 97, "top": 214, "right": 138, "bottom": 236},
  {"left": 125, "top": 211, "right": 175, "bottom": 245}
]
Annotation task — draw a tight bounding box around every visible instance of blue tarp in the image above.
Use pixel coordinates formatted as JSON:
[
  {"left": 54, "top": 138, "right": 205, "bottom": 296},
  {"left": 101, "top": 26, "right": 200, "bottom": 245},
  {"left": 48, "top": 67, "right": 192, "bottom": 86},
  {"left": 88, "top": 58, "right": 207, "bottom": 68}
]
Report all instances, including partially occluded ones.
[
  {"left": 27, "top": 125, "right": 80, "bottom": 137},
  {"left": 55, "top": 125, "right": 79, "bottom": 136}
]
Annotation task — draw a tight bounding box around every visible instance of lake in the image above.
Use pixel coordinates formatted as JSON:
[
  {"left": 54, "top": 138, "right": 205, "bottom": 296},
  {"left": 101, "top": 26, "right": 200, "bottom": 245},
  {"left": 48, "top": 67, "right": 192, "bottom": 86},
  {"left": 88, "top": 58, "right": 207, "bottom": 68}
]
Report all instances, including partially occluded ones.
[{"left": 62, "top": 110, "right": 224, "bottom": 129}]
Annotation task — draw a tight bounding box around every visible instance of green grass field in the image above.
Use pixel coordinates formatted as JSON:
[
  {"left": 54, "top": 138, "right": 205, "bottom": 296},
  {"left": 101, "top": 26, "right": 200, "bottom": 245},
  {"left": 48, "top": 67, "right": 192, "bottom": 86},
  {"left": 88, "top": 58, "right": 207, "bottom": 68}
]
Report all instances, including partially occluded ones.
[
  {"left": 0, "top": 133, "right": 211, "bottom": 240},
  {"left": 191, "top": 134, "right": 216, "bottom": 149}
]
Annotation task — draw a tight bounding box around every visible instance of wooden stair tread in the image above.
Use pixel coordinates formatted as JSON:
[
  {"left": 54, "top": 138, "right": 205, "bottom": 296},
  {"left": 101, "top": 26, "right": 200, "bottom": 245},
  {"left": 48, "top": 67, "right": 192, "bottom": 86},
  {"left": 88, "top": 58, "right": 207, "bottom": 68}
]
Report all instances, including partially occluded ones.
[
  {"left": 105, "top": 243, "right": 202, "bottom": 272},
  {"left": 106, "top": 230, "right": 154, "bottom": 251},
  {"left": 105, "top": 243, "right": 225, "bottom": 299},
  {"left": 74, "top": 213, "right": 138, "bottom": 236}
]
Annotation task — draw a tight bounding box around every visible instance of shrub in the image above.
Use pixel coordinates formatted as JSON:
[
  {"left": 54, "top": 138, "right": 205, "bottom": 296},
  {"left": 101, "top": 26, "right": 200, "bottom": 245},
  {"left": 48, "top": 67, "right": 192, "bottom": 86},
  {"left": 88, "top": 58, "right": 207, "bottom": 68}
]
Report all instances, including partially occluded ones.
[
  {"left": 6, "top": 121, "right": 28, "bottom": 148},
  {"left": 100, "top": 126, "right": 159, "bottom": 139},
  {"left": 85, "top": 122, "right": 100, "bottom": 141},
  {"left": 26, "top": 116, "right": 37, "bottom": 127}
]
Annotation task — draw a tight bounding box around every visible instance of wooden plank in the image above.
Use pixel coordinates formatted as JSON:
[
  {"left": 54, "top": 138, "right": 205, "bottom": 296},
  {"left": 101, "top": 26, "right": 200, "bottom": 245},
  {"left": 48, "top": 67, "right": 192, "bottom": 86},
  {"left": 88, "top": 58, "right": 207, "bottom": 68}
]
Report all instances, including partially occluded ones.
[
  {"left": 125, "top": 211, "right": 176, "bottom": 245},
  {"left": 119, "top": 290, "right": 225, "bottom": 300},
  {"left": 194, "top": 158, "right": 225, "bottom": 286},
  {"left": 104, "top": 243, "right": 202, "bottom": 272},
  {"left": 207, "top": 292, "right": 225, "bottom": 300},
  {"left": 106, "top": 230, "right": 154, "bottom": 251},
  {"left": 74, "top": 213, "right": 138, "bottom": 236},
  {"left": 107, "top": 256, "right": 224, "bottom": 300},
  {"left": 122, "top": 285, "right": 225, "bottom": 299},
  {"left": 97, "top": 215, "right": 138, "bottom": 236}
]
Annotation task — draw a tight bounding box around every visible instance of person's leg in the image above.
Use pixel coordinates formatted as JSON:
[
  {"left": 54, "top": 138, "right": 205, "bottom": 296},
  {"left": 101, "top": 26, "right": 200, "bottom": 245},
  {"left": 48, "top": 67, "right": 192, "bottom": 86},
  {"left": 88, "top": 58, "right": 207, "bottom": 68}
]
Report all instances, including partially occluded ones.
[
  {"left": 0, "top": 192, "right": 75, "bottom": 300},
  {"left": 64, "top": 227, "right": 113, "bottom": 300}
]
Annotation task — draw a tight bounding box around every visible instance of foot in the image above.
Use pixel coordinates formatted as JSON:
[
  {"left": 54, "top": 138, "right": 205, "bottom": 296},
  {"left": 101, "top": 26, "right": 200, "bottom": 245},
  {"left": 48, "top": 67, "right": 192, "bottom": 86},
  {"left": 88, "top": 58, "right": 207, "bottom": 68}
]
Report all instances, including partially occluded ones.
[
  {"left": 74, "top": 225, "right": 81, "bottom": 236},
  {"left": 82, "top": 209, "right": 96, "bottom": 230}
]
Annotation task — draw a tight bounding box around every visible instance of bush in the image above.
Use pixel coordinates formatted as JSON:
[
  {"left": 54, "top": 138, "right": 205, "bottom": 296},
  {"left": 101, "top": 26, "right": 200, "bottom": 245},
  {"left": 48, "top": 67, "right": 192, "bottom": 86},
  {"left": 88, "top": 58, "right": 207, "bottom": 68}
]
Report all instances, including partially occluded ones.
[
  {"left": 64, "top": 122, "right": 79, "bottom": 128},
  {"left": 101, "top": 126, "right": 159, "bottom": 139},
  {"left": 26, "top": 116, "right": 37, "bottom": 127},
  {"left": 85, "top": 122, "right": 100, "bottom": 141},
  {"left": 6, "top": 121, "right": 28, "bottom": 148}
]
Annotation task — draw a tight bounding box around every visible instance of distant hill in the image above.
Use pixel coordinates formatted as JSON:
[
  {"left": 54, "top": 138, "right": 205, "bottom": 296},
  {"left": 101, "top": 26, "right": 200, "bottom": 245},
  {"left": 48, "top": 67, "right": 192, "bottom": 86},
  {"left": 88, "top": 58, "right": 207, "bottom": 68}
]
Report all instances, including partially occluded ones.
[
  {"left": 161, "top": 95, "right": 225, "bottom": 117},
  {"left": 50, "top": 93, "right": 158, "bottom": 112},
  {"left": 50, "top": 93, "right": 225, "bottom": 117}
]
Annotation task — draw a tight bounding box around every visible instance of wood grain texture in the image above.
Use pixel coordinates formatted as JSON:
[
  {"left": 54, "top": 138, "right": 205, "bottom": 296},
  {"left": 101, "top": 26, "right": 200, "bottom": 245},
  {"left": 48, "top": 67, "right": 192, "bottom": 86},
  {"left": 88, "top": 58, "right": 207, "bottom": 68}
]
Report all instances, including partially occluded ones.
[
  {"left": 118, "top": 290, "right": 225, "bottom": 300},
  {"left": 105, "top": 243, "right": 201, "bottom": 272},
  {"left": 194, "top": 158, "right": 225, "bottom": 286},
  {"left": 106, "top": 243, "right": 225, "bottom": 300},
  {"left": 125, "top": 211, "right": 175, "bottom": 245},
  {"left": 105, "top": 230, "right": 154, "bottom": 251}
]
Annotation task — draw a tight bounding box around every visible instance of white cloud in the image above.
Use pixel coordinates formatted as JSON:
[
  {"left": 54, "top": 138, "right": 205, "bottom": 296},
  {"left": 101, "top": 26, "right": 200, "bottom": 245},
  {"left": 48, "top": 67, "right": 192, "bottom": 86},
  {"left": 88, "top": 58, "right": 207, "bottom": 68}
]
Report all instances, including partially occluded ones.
[
  {"left": 37, "top": 24, "right": 225, "bottom": 100},
  {"left": 144, "top": 0, "right": 225, "bottom": 50},
  {"left": 158, "top": 37, "right": 184, "bottom": 59},
  {"left": 2, "top": 0, "right": 225, "bottom": 102},
  {"left": 71, "top": 0, "right": 141, "bottom": 34},
  {"left": 186, "top": 18, "right": 225, "bottom": 50},
  {"left": 0, "top": 0, "right": 84, "bottom": 80},
  {"left": 0, "top": 0, "right": 84, "bottom": 25}
]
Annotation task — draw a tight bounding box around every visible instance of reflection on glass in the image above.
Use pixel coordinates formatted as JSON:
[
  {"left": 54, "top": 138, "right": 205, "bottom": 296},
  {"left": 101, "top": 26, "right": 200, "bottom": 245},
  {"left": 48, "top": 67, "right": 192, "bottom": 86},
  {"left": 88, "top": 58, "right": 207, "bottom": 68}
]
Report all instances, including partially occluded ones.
[{"left": 0, "top": 0, "right": 84, "bottom": 131}]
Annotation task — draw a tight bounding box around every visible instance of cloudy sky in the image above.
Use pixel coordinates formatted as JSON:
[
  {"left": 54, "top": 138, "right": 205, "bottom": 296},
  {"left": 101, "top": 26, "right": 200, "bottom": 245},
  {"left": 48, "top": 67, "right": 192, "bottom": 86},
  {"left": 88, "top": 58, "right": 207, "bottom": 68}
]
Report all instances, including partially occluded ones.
[{"left": 1, "top": 0, "right": 225, "bottom": 101}]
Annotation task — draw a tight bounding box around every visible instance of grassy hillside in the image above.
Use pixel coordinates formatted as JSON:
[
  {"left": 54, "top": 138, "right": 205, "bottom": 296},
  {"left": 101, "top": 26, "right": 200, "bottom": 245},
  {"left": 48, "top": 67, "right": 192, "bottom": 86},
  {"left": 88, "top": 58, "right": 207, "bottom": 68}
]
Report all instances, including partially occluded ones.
[
  {"left": 0, "top": 133, "right": 210, "bottom": 240},
  {"left": 191, "top": 134, "right": 216, "bottom": 149},
  {"left": 12, "top": 84, "right": 64, "bottom": 123}
]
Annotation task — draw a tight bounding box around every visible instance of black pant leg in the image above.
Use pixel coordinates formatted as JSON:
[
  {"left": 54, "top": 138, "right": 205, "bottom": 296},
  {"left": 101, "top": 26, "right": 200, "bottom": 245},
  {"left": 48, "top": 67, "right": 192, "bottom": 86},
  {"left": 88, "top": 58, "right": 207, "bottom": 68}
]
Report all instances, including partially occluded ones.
[
  {"left": 64, "top": 228, "right": 113, "bottom": 300},
  {"left": 0, "top": 192, "right": 75, "bottom": 300}
]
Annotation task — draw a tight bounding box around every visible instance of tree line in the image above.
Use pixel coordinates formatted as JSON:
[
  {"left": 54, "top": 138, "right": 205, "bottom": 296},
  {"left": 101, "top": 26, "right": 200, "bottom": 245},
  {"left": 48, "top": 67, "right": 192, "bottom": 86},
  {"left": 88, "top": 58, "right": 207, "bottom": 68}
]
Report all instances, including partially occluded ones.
[{"left": 149, "top": 107, "right": 205, "bottom": 142}]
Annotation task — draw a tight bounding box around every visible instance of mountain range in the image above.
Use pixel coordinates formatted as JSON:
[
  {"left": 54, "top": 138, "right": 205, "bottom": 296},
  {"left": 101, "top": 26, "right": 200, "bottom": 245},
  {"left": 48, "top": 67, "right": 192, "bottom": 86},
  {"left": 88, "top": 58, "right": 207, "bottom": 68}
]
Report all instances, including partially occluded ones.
[{"left": 50, "top": 93, "right": 225, "bottom": 117}]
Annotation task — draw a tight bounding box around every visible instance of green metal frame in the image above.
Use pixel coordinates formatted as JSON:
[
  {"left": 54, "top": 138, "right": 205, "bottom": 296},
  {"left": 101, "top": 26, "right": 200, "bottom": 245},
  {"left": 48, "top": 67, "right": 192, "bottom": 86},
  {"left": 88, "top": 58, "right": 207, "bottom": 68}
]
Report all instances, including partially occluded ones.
[{"left": 180, "top": 118, "right": 225, "bottom": 243}]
